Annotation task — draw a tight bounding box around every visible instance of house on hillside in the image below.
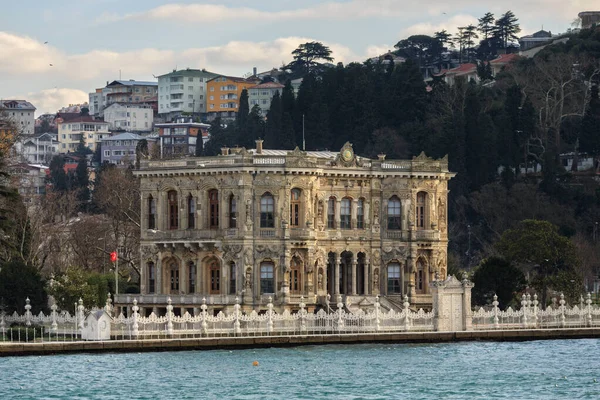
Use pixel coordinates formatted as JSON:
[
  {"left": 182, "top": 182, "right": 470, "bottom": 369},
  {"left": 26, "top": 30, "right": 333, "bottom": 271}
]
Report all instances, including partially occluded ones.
[
  {"left": 155, "top": 117, "right": 209, "bottom": 156},
  {"left": 248, "top": 82, "right": 285, "bottom": 115},
  {"left": 101, "top": 132, "right": 157, "bottom": 167},
  {"left": 0, "top": 100, "right": 36, "bottom": 135},
  {"left": 57, "top": 116, "right": 109, "bottom": 154},
  {"left": 206, "top": 75, "right": 261, "bottom": 120}
]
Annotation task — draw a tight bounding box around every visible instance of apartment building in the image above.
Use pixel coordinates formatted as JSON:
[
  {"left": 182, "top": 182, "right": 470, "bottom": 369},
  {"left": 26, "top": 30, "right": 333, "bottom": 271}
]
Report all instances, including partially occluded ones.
[
  {"left": 206, "top": 75, "right": 261, "bottom": 119},
  {"left": 157, "top": 68, "right": 219, "bottom": 121},
  {"left": 248, "top": 82, "right": 284, "bottom": 115},
  {"left": 0, "top": 100, "right": 36, "bottom": 135},
  {"left": 103, "top": 103, "right": 154, "bottom": 132},
  {"left": 89, "top": 80, "right": 158, "bottom": 118},
  {"left": 155, "top": 117, "right": 209, "bottom": 156},
  {"left": 57, "top": 116, "right": 110, "bottom": 153}
]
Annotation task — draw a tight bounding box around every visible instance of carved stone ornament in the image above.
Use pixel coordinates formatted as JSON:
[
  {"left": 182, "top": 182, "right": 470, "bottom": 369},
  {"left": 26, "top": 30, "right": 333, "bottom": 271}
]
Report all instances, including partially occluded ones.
[
  {"left": 382, "top": 246, "right": 408, "bottom": 263},
  {"left": 286, "top": 147, "right": 317, "bottom": 168},
  {"left": 255, "top": 244, "right": 280, "bottom": 260},
  {"left": 332, "top": 142, "right": 364, "bottom": 168},
  {"left": 141, "top": 245, "right": 159, "bottom": 261}
]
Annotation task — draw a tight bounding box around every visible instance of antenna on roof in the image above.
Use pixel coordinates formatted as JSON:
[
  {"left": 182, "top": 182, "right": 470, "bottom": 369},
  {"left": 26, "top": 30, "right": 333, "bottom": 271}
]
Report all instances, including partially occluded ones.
[{"left": 302, "top": 114, "right": 306, "bottom": 151}]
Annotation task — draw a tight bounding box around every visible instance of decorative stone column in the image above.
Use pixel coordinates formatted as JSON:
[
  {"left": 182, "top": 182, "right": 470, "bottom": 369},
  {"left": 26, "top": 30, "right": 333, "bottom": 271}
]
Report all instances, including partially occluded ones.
[
  {"left": 156, "top": 255, "right": 163, "bottom": 295},
  {"left": 335, "top": 199, "right": 341, "bottom": 230},
  {"left": 351, "top": 256, "right": 357, "bottom": 295},
  {"left": 364, "top": 258, "right": 370, "bottom": 295},
  {"left": 282, "top": 251, "right": 290, "bottom": 304},
  {"left": 334, "top": 256, "right": 341, "bottom": 295}
]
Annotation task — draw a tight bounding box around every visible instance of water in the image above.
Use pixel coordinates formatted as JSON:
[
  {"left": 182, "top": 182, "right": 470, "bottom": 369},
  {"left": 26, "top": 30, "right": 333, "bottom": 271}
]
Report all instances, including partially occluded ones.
[{"left": 1, "top": 339, "right": 599, "bottom": 399}]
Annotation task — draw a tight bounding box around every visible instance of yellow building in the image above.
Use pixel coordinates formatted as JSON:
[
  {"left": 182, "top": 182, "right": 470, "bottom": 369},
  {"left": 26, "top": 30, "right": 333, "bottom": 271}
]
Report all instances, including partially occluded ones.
[
  {"left": 206, "top": 75, "right": 261, "bottom": 119},
  {"left": 56, "top": 116, "right": 110, "bottom": 154}
]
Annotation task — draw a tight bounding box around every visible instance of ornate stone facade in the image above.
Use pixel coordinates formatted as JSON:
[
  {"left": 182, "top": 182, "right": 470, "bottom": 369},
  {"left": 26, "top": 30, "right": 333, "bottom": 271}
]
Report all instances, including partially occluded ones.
[{"left": 131, "top": 141, "right": 454, "bottom": 315}]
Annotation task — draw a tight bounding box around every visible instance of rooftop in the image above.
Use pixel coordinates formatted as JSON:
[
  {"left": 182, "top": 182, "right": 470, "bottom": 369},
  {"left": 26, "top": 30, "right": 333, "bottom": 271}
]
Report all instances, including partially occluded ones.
[
  {"left": 158, "top": 68, "right": 218, "bottom": 78},
  {"left": 207, "top": 75, "right": 261, "bottom": 84},
  {"left": 0, "top": 100, "right": 36, "bottom": 110},
  {"left": 101, "top": 132, "right": 146, "bottom": 141},
  {"left": 108, "top": 80, "right": 158, "bottom": 87},
  {"left": 249, "top": 82, "right": 285, "bottom": 90},
  {"left": 58, "top": 116, "right": 108, "bottom": 124}
]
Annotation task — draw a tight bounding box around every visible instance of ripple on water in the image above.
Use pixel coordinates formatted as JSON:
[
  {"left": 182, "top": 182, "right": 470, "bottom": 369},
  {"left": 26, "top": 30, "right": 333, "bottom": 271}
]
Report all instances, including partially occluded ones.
[{"left": 1, "top": 339, "right": 599, "bottom": 399}]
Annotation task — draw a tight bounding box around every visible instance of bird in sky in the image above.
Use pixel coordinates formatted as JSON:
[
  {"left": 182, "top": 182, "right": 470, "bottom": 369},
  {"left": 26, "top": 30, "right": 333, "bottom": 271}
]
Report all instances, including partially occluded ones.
[
  {"left": 49, "top": 64, "right": 53, "bottom": 66},
  {"left": 44, "top": 41, "right": 48, "bottom": 44}
]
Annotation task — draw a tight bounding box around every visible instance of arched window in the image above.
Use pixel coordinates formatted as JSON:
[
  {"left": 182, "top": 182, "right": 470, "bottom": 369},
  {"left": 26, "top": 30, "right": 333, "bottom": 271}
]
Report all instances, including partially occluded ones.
[
  {"left": 260, "top": 193, "right": 274, "bottom": 228},
  {"left": 357, "top": 198, "right": 364, "bottom": 229},
  {"left": 147, "top": 262, "right": 155, "bottom": 294},
  {"left": 387, "top": 196, "right": 401, "bottom": 230},
  {"left": 290, "top": 188, "right": 301, "bottom": 227},
  {"left": 209, "top": 189, "right": 219, "bottom": 228},
  {"left": 169, "top": 260, "right": 179, "bottom": 292},
  {"left": 260, "top": 262, "right": 274, "bottom": 293},
  {"left": 209, "top": 260, "right": 220, "bottom": 294},
  {"left": 167, "top": 190, "right": 178, "bottom": 230},
  {"left": 148, "top": 195, "right": 156, "bottom": 230},
  {"left": 387, "top": 263, "right": 401, "bottom": 294},
  {"left": 327, "top": 197, "right": 336, "bottom": 229},
  {"left": 416, "top": 192, "right": 427, "bottom": 229},
  {"left": 188, "top": 261, "right": 196, "bottom": 293},
  {"left": 416, "top": 260, "right": 425, "bottom": 294},
  {"left": 229, "top": 195, "right": 237, "bottom": 228},
  {"left": 187, "top": 194, "right": 195, "bottom": 229},
  {"left": 290, "top": 257, "right": 302, "bottom": 294},
  {"left": 229, "top": 262, "right": 236, "bottom": 294},
  {"left": 340, "top": 197, "right": 351, "bottom": 229}
]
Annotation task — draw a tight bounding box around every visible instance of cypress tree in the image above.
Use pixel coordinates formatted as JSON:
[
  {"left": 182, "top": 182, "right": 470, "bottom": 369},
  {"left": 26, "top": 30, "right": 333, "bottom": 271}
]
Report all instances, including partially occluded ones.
[{"left": 265, "top": 91, "right": 283, "bottom": 148}]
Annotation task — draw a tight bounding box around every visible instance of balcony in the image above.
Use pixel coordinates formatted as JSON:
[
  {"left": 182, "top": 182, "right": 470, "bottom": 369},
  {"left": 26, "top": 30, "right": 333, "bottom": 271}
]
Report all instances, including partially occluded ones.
[
  {"left": 143, "top": 229, "right": 219, "bottom": 241},
  {"left": 259, "top": 229, "right": 276, "bottom": 238},
  {"left": 385, "top": 230, "right": 405, "bottom": 240},
  {"left": 414, "top": 230, "right": 440, "bottom": 241},
  {"left": 114, "top": 294, "right": 238, "bottom": 306}
]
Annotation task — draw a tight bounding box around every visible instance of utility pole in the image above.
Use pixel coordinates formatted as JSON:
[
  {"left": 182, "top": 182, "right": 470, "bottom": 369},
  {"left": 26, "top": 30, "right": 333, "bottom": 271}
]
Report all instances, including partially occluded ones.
[{"left": 302, "top": 114, "right": 306, "bottom": 151}]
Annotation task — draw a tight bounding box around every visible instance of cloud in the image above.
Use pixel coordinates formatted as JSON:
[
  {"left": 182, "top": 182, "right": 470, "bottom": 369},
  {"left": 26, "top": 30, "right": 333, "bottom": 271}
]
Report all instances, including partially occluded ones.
[
  {"left": 400, "top": 14, "right": 479, "bottom": 37},
  {"left": 97, "top": 1, "right": 414, "bottom": 24},
  {"left": 19, "top": 88, "right": 89, "bottom": 116},
  {"left": 1, "top": 32, "right": 367, "bottom": 114}
]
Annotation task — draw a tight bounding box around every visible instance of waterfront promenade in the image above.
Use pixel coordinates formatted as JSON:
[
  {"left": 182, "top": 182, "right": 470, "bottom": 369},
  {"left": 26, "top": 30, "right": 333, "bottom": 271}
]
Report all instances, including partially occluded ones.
[{"left": 2, "top": 327, "right": 600, "bottom": 357}]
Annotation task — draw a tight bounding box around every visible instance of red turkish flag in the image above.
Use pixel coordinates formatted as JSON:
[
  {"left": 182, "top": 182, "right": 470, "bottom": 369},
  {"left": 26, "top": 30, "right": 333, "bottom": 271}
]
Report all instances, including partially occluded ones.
[{"left": 110, "top": 251, "right": 118, "bottom": 263}]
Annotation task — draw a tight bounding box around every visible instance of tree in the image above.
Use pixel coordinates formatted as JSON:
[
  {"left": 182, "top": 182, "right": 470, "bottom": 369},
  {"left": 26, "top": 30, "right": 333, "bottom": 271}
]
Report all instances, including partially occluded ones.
[
  {"left": 284, "top": 42, "right": 334, "bottom": 76},
  {"left": 75, "top": 157, "right": 90, "bottom": 204},
  {"left": 135, "top": 139, "right": 149, "bottom": 169},
  {"left": 496, "top": 219, "right": 581, "bottom": 307},
  {"left": 580, "top": 85, "right": 600, "bottom": 170},
  {"left": 194, "top": 132, "right": 204, "bottom": 156},
  {"left": 394, "top": 35, "right": 439, "bottom": 68},
  {"left": 75, "top": 135, "right": 92, "bottom": 156},
  {"left": 47, "top": 267, "right": 108, "bottom": 311},
  {"left": 49, "top": 155, "right": 68, "bottom": 192},
  {"left": 494, "top": 10, "right": 521, "bottom": 49},
  {"left": 265, "top": 91, "right": 283, "bottom": 148},
  {"left": 478, "top": 12, "right": 496, "bottom": 40},
  {"left": 236, "top": 89, "right": 250, "bottom": 145},
  {"left": 472, "top": 257, "right": 526, "bottom": 308},
  {"left": 461, "top": 25, "right": 479, "bottom": 62},
  {"left": 0, "top": 259, "right": 47, "bottom": 314}
]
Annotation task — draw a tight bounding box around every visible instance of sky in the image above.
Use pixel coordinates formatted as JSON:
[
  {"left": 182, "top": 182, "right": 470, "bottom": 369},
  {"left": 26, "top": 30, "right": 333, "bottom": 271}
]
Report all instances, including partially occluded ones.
[{"left": 0, "top": 0, "right": 594, "bottom": 115}]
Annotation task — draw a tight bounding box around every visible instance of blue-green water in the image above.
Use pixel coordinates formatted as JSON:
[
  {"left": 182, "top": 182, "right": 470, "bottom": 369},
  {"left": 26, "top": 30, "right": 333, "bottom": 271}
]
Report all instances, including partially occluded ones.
[{"left": 1, "top": 339, "right": 599, "bottom": 399}]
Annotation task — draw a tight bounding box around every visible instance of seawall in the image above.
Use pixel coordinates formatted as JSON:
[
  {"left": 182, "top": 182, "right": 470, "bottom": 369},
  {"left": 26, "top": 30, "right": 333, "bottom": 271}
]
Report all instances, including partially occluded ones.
[{"left": 2, "top": 328, "right": 600, "bottom": 357}]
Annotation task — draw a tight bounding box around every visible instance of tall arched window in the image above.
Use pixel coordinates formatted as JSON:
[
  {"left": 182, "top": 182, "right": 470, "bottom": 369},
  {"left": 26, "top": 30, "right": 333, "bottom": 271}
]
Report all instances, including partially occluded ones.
[
  {"left": 167, "top": 190, "right": 178, "bottom": 230},
  {"left": 209, "top": 189, "right": 219, "bottom": 228},
  {"left": 188, "top": 261, "right": 196, "bottom": 293},
  {"left": 290, "top": 188, "right": 301, "bottom": 227},
  {"left": 387, "top": 196, "right": 401, "bottom": 230},
  {"left": 290, "top": 257, "right": 302, "bottom": 294},
  {"left": 260, "top": 262, "right": 274, "bottom": 294},
  {"left": 209, "top": 260, "right": 220, "bottom": 294},
  {"left": 147, "top": 262, "right": 155, "bottom": 294},
  {"left": 187, "top": 194, "right": 195, "bottom": 229},
  {"left": 148, "top": 195, "right": 156, "bottom": 229},
  {"left": 260, "top": 193, "right": 274, "bottom": 228},
  {"left": 387, "top": 263, "right": 401, "bottom": 294},
  {"left": 229, "top": 262, "right": 236, "bottom": 294},
  {"left": 415, "top": 260, "right": 425, "bottom": 294},
  {"left": 357, "top": 198, "right": 364, "bottom": 229},
  {"left": 229, "top": 195, "right": 237, "bottom": 228},
  {"left": 416, "top": 192, "right": 427, "bottom": 229},
  {"left": 340, "top": 197, "right": 351, "bottom": 229},
  {"left": 169, "top": 260, "right": 179, "bottom": 292},
  {"left": 327, "top": 197, "right": 336, "bottom": 229}
]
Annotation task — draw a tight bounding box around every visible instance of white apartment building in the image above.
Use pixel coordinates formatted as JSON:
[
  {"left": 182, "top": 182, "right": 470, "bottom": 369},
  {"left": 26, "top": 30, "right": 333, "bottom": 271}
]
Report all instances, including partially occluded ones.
[
  {"left": 103, "top": 103, "right": 154, "bottom": 132},
  {"left": 248, "top": 82, "right": 284, "bottom": 115},
  {"left": 57, "top": 116, "right": 110, "bottom": 154},
  {"left": 89, "top": 80, "right": 158, "bottom": 118},
  {"left": 0, "top": 100, "right": 36, "bottom": 135},
  {"left": 158, "top": 68, "right": 218, "bottom": 121},
  {"left": 17, "top": 133, "right": 59, "bottom": 165}
]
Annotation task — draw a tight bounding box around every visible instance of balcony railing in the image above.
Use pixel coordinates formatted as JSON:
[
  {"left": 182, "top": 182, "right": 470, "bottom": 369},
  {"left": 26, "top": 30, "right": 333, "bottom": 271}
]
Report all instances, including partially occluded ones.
[
  {"left": 260, "top": 229, "right": 276, "bottom": 238},
  {"left": 144, "top": 229, "right": 219, "bottom": 241},
  {"left": 114, "top": 294, "right": 237, "bottom": 306},
  {"left": 414, "top": 230, "right": 439, "bottom": 241},
  {"left": 385, "top": 230, "right": 405, "bottom": 240}
]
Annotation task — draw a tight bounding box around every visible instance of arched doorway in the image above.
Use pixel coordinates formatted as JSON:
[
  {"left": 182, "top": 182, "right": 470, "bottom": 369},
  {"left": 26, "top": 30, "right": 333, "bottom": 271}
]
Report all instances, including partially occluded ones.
[
  {"left": 340, "top": 251, "right": 353, "bottom": 295},
  {"left": 205, "top": 258, "right": 221, "bottom": 295},
  {"left": 289, "top": 256, "right": 302, "bottom": 294},
  {"left": 163, "top": 257, "right": 180, "bottom": 295}
]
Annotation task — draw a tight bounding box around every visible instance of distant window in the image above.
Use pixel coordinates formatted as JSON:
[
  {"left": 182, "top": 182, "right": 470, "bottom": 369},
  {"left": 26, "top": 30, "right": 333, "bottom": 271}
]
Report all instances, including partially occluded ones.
[
  {"left": 388, "top": 263, "right": 401, "bottom": 294},
  {"left": 260, "top": 193, "right": 274, "bottom": 228},
  {"left": 357, "top": 198, "right": 364, "bottom": 229},
  {"left": 188, "top": 262, "right": 196, "bottom": 293},
  {"left": 229, "top": 195, "right": 237, "bottom": 228},
  {"left": 209, "top": 189, "right": 219, "bottom": 228},
  {"left": 148, "top": 195, "right": 156, "bottom": 229},
  {"left": 168, "top": 190, "right": 178, "bottom": 230},
  {"left": 341, "top": 198, "right": 351, "bottom": 229},
  {"left": 387, "top": 196, "right": 401, "bottom": 230},
  {"left": 104, "top": 150, "right": 110, "bottom": 157},
  {"left": 260, "top": 263, "right": 274, "bottom": 294},
  {"left": 187, "top": 194, "right": 195, "bottom": 229},
  {"left": 327, "top": 197, "right": 335, "bottom": 229},
  {"left": 229, "top": 262, "right": 236, "bottom": 294},
  {"left": 147, "top": 262, "right": 155, "bottom": 293}
]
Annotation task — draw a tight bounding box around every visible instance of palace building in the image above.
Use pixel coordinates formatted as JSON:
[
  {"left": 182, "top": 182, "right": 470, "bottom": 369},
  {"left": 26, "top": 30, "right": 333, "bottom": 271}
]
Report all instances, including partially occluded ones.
[{"left": 131, "top": 141, "right": 454, "bottom": 316}]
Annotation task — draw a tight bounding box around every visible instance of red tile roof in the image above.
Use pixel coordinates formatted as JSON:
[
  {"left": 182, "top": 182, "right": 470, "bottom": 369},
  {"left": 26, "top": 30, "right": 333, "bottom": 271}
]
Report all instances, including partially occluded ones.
[
  {"left": 436, "top": 63, "right": 477, "bottom": 76},
  {"left": 250, "top": 82, "right": 285, "bottom": 89},
  {"left": 490, "top": 53, "right": 521, "bottom": 64}
]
